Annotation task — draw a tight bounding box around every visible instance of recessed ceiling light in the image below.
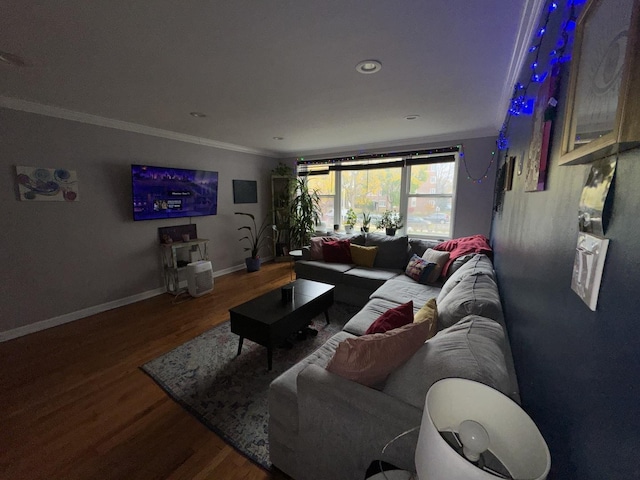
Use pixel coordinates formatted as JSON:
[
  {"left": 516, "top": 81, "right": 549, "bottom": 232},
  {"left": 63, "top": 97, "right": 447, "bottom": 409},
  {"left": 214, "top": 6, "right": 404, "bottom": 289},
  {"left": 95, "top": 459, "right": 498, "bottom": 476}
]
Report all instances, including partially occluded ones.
[
  {"left": 189, "top": 112, "right": 207, "bottom": 118},
  {"left": 405, "top": 115, "right": 421, "bottom": 120},
  {"left": 273, "top": 137, "right": 284, "bottom": 140},
  {"left": 355, "top": 60, "right": 382, "bottom": 74},
  {"left": 0, "top": 50, "right": 27, "bottom": 67}
]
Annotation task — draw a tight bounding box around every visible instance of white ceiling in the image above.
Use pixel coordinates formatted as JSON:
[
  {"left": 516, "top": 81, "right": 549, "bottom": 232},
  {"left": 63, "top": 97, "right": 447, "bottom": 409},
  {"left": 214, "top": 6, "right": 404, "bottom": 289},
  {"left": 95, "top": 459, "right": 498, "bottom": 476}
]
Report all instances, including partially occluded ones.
[{"left": 0, "top": 0, "right": 544, "bottom": 157}]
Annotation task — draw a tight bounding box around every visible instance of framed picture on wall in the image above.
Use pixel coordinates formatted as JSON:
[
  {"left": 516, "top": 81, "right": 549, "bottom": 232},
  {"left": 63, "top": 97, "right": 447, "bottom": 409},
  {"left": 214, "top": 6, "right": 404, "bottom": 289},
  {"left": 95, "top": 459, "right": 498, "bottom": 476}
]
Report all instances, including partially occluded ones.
[
  {"left": 15, "top": 166, "right": 79, "bottom": 201},
  {"left": 559, "top": 0, "right": 640, "bottom": 165}
]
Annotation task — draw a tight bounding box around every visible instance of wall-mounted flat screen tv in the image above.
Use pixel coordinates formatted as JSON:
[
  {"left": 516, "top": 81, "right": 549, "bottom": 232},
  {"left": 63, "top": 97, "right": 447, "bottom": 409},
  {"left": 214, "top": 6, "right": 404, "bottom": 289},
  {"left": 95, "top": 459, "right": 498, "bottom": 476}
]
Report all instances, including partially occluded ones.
[{"left": 131, "top": 164, "right": 218, "bottom": 221}]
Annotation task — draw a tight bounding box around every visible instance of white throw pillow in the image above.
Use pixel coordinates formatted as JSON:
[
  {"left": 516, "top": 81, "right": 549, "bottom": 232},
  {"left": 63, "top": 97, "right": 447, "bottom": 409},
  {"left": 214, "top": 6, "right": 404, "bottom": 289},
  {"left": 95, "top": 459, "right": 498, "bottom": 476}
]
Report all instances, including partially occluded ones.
[{"left": 421, "top": 248, "right": 450, "bottom": 283}]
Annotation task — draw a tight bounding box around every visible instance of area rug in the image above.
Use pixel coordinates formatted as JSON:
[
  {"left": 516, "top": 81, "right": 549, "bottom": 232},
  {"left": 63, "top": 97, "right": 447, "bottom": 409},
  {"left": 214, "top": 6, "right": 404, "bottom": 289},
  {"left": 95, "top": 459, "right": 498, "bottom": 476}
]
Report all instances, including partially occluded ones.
[{"left": 141, "top": 301, "right": 359, "bottom": 469}]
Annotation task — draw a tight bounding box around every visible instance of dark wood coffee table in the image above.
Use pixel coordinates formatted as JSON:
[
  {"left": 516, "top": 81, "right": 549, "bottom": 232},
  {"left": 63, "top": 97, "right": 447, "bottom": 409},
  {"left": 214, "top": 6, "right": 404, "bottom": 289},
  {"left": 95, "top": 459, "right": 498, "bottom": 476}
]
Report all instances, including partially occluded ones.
[{"left": 229, "top": 279, "right": 334, "bottom": 370}]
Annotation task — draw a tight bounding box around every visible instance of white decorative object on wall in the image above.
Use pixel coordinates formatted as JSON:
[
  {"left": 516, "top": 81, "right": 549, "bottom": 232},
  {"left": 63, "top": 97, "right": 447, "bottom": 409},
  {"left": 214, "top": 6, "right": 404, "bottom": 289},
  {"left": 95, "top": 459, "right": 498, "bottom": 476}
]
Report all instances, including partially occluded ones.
[
  {"left": 15, "top": 166, "right": 79, "bottom": 202},
  {"left": 571, "top": 232, "right": 610, "bottom": 311}
]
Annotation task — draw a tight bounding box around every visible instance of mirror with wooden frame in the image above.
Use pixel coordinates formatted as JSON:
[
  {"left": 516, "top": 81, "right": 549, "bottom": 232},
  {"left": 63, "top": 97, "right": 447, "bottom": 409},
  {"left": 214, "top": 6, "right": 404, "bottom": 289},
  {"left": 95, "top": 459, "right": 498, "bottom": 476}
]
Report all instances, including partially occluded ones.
[{"left": 559, "top": 0, "right": 640, "bottom": 165}]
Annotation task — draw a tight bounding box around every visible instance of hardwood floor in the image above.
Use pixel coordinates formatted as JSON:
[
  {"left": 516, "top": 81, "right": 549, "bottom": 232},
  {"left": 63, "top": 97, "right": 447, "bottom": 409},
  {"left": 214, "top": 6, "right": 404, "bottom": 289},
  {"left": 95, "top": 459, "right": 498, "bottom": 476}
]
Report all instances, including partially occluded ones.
[{"left": 0, "top": 262, "right": 295, "bottom": 480}]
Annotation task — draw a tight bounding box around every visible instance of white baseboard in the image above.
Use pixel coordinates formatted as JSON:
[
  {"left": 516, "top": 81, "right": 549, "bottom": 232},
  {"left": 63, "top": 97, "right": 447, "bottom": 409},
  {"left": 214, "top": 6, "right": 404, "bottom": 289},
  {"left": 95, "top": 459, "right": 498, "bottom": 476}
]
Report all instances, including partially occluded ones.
[{"left": 0, "top": 262, "right": 251, "bottom": 342}]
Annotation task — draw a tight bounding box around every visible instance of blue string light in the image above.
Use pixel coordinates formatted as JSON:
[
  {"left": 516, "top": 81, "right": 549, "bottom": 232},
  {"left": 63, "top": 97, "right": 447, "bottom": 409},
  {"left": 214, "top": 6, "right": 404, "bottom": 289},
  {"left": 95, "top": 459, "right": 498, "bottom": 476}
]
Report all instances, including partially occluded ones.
[{"left": 493, "top": 0, "right": 581, "bottom": 164}]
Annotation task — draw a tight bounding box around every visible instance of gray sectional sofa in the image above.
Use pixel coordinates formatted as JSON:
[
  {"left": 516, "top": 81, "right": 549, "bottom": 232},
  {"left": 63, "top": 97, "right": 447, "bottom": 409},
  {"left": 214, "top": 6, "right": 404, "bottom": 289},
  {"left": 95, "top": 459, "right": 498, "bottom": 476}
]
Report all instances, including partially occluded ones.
[{"left": 268, "top": 233, "right": 519, "bottom": 480}]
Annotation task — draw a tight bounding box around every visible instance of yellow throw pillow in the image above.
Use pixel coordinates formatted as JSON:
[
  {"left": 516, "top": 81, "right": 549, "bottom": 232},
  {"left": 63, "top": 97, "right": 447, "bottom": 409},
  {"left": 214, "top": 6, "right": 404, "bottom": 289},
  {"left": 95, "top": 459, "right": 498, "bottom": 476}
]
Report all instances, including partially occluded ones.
[
  {"left": 350, "top": 244, "right": 378, "bottom": 268},
  {"left": 414, "top": 298, "right": 438, "bottom": 340}
]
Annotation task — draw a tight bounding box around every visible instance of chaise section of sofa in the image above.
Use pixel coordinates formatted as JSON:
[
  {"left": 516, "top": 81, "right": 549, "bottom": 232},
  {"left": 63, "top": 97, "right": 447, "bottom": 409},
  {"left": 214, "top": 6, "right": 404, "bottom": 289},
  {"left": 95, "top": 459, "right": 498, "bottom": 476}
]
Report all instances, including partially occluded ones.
[{"left": 269, "top": 248, "right": 519, "bottom": 480}]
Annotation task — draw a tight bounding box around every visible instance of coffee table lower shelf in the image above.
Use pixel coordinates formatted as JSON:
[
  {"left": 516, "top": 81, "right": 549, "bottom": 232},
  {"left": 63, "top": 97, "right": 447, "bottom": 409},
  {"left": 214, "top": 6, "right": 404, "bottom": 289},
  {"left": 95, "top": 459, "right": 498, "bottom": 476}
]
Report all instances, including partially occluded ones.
[{"left": 229, "top": 279, "right": 335, "bottom": 370}]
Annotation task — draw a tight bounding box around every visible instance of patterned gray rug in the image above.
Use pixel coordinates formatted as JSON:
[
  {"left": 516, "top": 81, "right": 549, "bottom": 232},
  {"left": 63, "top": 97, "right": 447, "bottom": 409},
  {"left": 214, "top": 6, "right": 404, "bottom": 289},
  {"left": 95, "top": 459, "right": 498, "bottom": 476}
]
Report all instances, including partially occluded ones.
[{"left": 141, "top": 301, "right": 358, "bottom": 470}]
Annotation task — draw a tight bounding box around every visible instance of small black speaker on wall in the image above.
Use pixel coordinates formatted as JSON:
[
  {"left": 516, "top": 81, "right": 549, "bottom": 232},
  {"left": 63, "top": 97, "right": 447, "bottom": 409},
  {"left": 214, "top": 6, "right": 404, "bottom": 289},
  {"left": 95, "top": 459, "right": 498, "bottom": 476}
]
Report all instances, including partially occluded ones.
[{"left": 233, "top": 180, "right": 258, "bottom": 204}]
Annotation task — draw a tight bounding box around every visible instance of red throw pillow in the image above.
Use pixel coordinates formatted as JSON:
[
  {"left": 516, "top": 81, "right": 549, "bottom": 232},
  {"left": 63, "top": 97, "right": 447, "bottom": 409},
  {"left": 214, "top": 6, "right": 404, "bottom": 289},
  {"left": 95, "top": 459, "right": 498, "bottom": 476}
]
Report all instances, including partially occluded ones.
[
  {"left": 322, "top": 240, "right": 353, "bottom": 263},
  {"left": 365, "top": 301, "right": 414, "bottom": 334}
]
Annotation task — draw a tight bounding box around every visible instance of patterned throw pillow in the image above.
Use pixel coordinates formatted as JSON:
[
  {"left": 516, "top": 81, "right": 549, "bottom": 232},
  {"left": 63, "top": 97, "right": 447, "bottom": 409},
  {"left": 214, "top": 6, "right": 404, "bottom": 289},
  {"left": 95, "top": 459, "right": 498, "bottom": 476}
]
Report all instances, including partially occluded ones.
[{"left": 405, "top": 254, "right": 436, "bottom": 284}]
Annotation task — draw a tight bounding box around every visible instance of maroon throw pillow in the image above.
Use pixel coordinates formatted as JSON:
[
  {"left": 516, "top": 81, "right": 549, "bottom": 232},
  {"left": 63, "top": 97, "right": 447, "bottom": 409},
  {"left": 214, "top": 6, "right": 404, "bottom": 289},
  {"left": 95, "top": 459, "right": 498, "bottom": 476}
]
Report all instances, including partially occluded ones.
[
  {"left": 322, "top": 240, "right": 353, "bottom": 263},
  {"left": 365, "top": 301, "right": 414, "bottom": 335}
]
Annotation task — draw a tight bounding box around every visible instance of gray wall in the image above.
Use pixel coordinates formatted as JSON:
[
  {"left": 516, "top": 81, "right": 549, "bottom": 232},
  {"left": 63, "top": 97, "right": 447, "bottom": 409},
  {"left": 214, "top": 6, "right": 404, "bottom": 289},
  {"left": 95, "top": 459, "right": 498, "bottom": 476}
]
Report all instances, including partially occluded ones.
[
  {"left": 0, "top": 108, "right": 278, "bottom": 334},
  {"left": 491, "top": 21, "right": 640, "bottom": 480},
  {"left": 450, "top": 136, "right": 497, "bottom": 239}
]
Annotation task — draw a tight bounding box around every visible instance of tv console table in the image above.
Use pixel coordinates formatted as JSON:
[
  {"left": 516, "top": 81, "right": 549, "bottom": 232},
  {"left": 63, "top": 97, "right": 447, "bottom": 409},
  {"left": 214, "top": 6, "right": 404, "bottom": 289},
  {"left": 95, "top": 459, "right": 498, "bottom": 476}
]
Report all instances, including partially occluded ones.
[{"left": 160, "top": 238, "right": 209, "bottom": 295}]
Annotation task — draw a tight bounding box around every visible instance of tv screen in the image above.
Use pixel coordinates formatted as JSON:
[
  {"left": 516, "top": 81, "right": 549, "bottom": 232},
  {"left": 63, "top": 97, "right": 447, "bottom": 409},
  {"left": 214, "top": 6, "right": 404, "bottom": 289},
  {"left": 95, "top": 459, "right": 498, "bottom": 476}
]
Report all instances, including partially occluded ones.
[{"left": 131, "top": 164, "right": 218, "bottom": 221}]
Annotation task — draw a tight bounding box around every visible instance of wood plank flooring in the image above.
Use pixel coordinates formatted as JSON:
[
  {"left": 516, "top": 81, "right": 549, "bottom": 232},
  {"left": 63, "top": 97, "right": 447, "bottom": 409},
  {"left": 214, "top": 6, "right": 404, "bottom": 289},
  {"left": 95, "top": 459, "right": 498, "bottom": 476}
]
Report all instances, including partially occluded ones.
[{"left": 0, "top": 262, "right": 295, "bottom": 480}]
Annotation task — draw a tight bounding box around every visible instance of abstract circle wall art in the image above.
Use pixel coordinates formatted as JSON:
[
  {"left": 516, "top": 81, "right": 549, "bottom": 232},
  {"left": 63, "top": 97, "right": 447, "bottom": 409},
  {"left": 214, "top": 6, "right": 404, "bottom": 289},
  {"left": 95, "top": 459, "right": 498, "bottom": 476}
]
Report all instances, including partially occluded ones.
[{"left": 15, "top": 166, "right": 79, "bottom": 202}]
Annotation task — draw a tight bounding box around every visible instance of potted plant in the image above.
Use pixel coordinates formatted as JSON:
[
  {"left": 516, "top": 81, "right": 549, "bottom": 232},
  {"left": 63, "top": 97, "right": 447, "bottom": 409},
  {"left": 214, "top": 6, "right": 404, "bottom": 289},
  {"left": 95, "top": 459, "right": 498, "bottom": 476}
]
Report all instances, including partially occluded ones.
[
  {"left": 361, "top": 212, "right": 371, "bottom": 233},
  {"left": 345, "top": 208, "right": 357, "bottom": 233},
  {"left": 376, "top": 210, "right": 404, "bottom": 236},
  {"left": 289, "top": 177, "right": 321, "bottom": 248},
  {"left": 235, "top": 212, "right": 274, "bottom": 272}
]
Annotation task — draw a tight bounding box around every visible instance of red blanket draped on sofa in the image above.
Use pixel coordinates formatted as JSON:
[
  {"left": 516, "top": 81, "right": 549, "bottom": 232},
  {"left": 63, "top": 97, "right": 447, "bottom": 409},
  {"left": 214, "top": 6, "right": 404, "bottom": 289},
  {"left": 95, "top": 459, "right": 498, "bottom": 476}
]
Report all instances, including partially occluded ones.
[{"left": 434, "top": 234, "right": 493, "bottom": 276}]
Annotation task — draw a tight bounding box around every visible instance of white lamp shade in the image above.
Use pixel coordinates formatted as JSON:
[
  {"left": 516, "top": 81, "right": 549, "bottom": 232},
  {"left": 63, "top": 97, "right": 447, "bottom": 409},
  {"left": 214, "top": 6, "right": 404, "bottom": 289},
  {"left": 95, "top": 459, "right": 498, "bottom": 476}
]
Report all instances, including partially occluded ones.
[{"left": 415, "top": 378, "right": 550, "bottom": 480}]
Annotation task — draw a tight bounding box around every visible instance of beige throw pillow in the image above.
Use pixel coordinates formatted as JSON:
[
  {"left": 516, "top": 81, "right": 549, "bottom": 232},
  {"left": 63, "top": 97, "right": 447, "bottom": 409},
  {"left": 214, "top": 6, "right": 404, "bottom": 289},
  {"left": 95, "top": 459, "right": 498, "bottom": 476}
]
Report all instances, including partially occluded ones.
[
  {"left": 413, "top": 298, "right": 438, "bottom": 340},
  {"left": 325, "top": 319, "right": 433, "bottom": 387},
  {"left": 422, "top": 248, "right": 450, "bottom": 283}
]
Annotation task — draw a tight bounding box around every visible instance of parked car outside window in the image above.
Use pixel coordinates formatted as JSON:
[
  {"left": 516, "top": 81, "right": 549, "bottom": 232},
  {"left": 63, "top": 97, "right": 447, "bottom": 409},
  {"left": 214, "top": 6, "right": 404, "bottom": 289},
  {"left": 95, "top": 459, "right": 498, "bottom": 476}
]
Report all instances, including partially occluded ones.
[{"left": 422, "top": 213, "right": 450, "bottom": 223}]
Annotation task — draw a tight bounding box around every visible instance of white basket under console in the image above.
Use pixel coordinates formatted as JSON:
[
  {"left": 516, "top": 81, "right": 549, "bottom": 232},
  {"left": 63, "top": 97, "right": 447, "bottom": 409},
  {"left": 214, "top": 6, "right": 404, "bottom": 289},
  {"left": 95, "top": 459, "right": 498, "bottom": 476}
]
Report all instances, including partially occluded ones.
[{"left": 186, "top": 260, "right": 214, "bottom": 297}]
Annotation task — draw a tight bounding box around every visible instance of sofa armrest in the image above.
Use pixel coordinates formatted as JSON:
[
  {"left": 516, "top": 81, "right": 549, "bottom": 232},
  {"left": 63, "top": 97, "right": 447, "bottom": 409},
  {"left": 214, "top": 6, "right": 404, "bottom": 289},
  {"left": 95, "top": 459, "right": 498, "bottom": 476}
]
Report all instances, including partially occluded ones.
[
  {"left": 296, "top": 364, "right": 422, "bottom": 480},
  {"left": 301, "top": 245, "right": 313, "bottom": 260}
]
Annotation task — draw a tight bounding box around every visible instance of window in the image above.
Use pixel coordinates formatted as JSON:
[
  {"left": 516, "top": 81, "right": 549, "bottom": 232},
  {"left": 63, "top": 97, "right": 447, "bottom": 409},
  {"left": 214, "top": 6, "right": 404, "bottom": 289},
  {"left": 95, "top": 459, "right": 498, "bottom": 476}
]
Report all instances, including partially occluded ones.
[
  {"left": 297, "top": 147, "right": 458, "bottom": 238},
  {"left": 406, "top": 159, "right": 455, "bottom": 237},
  {"left": 340, "top": 165, "right": 402, "bottom": 232},
  {"left": 306, "top": 171, "right": 335, "bottom": 227}
]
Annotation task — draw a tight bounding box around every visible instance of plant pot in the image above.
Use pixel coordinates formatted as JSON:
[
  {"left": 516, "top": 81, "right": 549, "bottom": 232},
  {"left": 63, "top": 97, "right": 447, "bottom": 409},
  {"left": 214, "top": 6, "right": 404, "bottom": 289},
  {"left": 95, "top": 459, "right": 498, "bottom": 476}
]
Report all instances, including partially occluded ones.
[
  {"left": 245, "top": 257, "right": 261, "bottom": 272},
  {"left": 361, "top": 226, "right": 370, "bottom": 233},
  {"left": 385, "top": 227, "right": 397, "bottom": 236},
  {"left": 345, "top": 225, "right": 354, "bottom": 234}
]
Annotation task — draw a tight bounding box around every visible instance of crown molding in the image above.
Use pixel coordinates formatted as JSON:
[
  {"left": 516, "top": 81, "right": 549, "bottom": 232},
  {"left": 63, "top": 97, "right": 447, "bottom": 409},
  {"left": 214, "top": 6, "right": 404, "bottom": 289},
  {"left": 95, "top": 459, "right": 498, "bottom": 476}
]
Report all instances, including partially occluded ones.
[
  {"left": 495, "top": 0, "right": 547, "bottom": 129},
  {"left": 286, "top": 126, "right": 498, "bottom": 160},
  {"left": 0, "top": 96, "right": 279, "bottom": 158}
]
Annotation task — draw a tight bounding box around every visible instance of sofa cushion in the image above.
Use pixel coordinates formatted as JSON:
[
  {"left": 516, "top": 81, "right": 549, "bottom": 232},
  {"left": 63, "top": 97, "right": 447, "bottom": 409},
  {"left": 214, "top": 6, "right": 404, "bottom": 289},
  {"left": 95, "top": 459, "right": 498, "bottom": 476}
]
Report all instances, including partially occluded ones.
[
  {"left": 347, "top": 233, "right": 367, "bottom": 246},
  {"left": 370, "top": 278, "right": 441, "bottom": 309},
  {"left": 382, "top": 316, "right": 510, "bottom": 409},
  {"left": 295, "top": 260, "right": 353, "bottom": 286},
  {"left": 365, "top": 233, "right": 409, "bottom": 270},
  {"left": 323, "top": 240, "right": 353, "bottom": 263},
  {"left": 343, "top": 298, "right": 421, "bottom": 336},
  {"left": 326, "top": 319, "right": 434, "bottom": 387},
  {"left": 437, "top": 273, "right": 502, "bottom": 329},
  {"left": 350, "top": 244, "right": 378, "bottom": 267},
  {"left": 269, "top": 331, "right": 355, "bottom": 433},
  {"left": 342, "top": 267, "right": 400, "bottom": 293},
  {"left": 445, "top": 253, "right": 476, "bottom": 279},
  {"left": 365, "top": 301, "right": 414, "bottom": 335},
  {"left": 310, "top": 236, "right": 338, "bottom": 260},
  {"left": 408, "top": 238, "right": 441, "bottom": 258},
  {"left": 404, "top": 254, "right": 436, "bottom": 284},
  {"left": 422, "top": 248, "right": 450, "bottom": 283},
  {"left": 438, "top": 254, "right": 495, "bottom": 303}
]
